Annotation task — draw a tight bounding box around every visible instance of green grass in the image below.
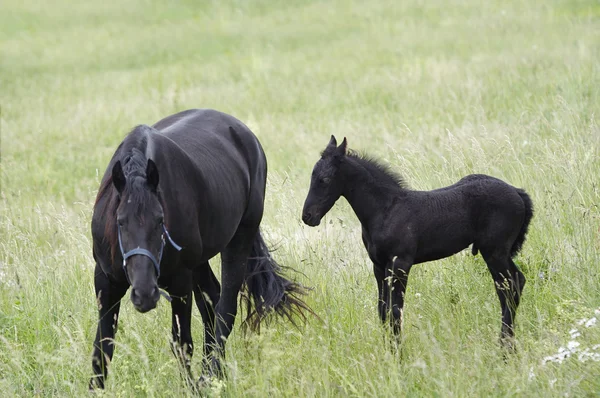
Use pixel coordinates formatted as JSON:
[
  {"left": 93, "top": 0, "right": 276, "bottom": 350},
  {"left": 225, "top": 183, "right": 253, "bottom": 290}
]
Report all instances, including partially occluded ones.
[{"left": 1, "top": 0, "right": 599, "bottom": 396}]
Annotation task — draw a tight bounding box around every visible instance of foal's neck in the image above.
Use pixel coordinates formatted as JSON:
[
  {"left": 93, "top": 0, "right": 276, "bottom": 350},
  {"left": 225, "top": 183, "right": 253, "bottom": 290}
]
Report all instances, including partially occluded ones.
[{"left": 340, "top": 157, "right": 407, "bottom": 227}]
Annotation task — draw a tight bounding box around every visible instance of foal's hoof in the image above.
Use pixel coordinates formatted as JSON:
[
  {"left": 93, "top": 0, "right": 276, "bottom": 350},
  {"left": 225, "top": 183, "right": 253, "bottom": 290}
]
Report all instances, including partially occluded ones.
[{"left": 88, "top": 378, "right": 104, "bottom": 392}]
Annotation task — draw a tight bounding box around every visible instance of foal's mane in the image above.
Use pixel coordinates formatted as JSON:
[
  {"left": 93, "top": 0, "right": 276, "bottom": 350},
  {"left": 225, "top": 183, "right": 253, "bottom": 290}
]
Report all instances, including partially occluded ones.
[
  {"left": 94, "top": 125, "right": 165, "bottom": 261},
  {"left": 346, "top": 150, "right": 409, "bottom": 190}
]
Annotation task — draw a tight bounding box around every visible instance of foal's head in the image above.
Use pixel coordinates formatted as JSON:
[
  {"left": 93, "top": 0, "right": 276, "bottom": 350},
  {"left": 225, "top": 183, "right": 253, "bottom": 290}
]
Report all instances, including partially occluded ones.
[
  {"left": 302, "top": 135, "right": 347, "bottom": 226},
  {"left": 112, "top": 158, "right": 165, "bottom": 313}
]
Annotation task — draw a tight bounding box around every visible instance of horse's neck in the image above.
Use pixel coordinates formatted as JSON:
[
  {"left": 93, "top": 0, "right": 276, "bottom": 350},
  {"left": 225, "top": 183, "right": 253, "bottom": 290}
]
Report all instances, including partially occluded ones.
[{"left": 340, "top": 161, "right": 399, "bottom": 228}]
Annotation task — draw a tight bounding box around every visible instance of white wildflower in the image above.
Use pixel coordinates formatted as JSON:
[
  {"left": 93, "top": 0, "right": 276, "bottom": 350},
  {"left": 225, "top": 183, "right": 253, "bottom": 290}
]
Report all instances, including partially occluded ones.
[
  {"left": 584, "top": 317, "right": 597, "bottom": 328},
  {"left": 569, "top": 329, "right": 581, "bottom": 338},
  {"left": 567, "top": 341, "right": 580, "bottom": 351}
]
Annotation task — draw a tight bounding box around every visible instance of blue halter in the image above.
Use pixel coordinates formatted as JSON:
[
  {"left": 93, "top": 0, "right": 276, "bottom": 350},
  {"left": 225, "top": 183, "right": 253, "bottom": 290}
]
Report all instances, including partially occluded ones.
[{"left": 117, "top": 223, "right": 182, "bottom": 300}]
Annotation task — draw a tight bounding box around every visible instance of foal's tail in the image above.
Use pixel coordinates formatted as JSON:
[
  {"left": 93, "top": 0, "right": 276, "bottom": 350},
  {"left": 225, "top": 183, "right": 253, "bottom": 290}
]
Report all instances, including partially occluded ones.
[
  {"left": 241, "top": 229, "right": 313, "bottom": 332},
  {"left": 511, "top": 189, "right": 534, "bottom": 258}
]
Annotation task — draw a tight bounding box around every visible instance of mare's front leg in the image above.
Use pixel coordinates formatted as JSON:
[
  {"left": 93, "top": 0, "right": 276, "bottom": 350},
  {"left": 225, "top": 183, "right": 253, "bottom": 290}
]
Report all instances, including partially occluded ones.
[
  {"left": 387, "top": 256, "right": 413, "bottom": 339},
  {"left": 192, "top": 262, "right": 221, "bottom": 365},
  {"left": 206, "top": 227, "right": 255, "bottom": 377},
  {"left": 167, "top": 272, "right": 195, "bottom": 386},
  {"left": 89, "top": 264, "right": 128, "bottom": 390}
]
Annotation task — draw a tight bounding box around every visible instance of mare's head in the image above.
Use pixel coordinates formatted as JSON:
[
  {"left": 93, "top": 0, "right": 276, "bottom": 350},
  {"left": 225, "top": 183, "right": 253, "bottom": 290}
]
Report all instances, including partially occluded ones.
[
  {"left": 302, "top": 135, "right": 347, "bottom": 226},
  {"left": 112, "top": 157, "right": 165, "bottom": 313}
]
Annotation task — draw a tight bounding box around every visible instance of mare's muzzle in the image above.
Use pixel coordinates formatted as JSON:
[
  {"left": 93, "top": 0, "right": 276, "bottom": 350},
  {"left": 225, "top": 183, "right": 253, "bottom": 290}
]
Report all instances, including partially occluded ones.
[{"left": 118, "top": 224, "right": 182, "bottom": 310}]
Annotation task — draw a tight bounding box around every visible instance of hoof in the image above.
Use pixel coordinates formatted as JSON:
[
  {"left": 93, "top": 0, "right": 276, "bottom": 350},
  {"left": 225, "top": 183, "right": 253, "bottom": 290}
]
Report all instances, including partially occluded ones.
[{"left": 197, "top": 373, "right": 227, "bottom": 395}]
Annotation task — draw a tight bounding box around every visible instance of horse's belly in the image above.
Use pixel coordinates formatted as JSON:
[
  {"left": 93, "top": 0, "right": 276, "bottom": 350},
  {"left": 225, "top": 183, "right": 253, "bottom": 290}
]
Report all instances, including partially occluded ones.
[{"left": 414, "top": 235, "right": 472, "bottom": 264}]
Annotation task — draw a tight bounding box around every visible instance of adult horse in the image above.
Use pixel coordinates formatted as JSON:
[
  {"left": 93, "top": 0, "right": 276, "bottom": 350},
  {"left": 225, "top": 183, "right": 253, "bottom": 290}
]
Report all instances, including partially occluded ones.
[
  {"left": 302, "top": 136, "right": 533, "bottom": 347},
  {"left": 90, "top": 109, "right": 309, "bottom": 389}
]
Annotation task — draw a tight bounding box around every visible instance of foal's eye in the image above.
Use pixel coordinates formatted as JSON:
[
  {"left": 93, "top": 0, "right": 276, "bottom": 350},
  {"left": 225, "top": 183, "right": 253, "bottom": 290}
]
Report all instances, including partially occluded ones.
[{"left": 320, "top": 177, "right": 331, "bottom": 184}]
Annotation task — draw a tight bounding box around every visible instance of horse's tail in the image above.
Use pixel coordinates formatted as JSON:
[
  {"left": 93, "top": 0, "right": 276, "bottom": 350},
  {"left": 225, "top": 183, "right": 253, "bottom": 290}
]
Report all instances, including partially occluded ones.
[
  {"left": 241, "top": 229, "right": 313, "bottom": 332},
  {"left": 511, "top": 189, "right": 534, "bottom": 258}
]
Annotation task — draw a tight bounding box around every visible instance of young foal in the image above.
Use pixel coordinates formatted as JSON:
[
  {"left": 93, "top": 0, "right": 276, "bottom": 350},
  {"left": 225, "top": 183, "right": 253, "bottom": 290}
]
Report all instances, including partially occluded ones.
[{"left": 302, "top": 136, "right": 533, "bottom": 346}]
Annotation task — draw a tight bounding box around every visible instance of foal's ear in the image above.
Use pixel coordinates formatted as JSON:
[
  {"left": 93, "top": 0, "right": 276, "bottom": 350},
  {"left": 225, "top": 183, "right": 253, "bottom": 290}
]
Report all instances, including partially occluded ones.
[
  {"left": 112, "top": 161, "right": 126, "bottom": 194},
  {"left": 337, "top": 137, "right": 348, "bottom": 157},
  {"left": 146, "top": 159, "right": 159, "bottom": 191},
  {"left": 322, "top": 135, "right": 338, "bottom": 157},
  {"left": 328, "top": 135, "right": 337, "bottom": 148}
]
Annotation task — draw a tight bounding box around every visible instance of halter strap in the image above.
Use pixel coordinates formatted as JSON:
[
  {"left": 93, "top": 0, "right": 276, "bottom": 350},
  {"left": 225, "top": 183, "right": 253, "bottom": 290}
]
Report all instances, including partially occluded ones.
[{"left": 117, "top": 223, "right": 182, "bottom": 301}]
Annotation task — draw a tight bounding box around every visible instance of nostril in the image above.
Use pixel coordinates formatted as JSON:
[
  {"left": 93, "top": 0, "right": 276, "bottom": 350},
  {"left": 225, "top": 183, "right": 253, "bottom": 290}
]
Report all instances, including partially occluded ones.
[{"left": 303, "top": 211, "right": 311, "bottom": 220}]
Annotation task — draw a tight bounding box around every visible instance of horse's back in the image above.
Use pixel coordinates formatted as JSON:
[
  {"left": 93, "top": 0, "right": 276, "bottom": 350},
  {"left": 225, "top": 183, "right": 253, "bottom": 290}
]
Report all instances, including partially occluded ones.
[
  {"left": 152, "top": 109, "right": 266, "bottom": 179},
  {"left": 153, "top": 109, "right": 260, "bottom": 149},
  {"left": 406, "top": 174, "right": 526, "bottom": 262},
  {"left": 454, "top": 174, "right": 527, "bottom": 250},
  {"left": 440, "top": 174, "right": 525, "bottom": 216}
]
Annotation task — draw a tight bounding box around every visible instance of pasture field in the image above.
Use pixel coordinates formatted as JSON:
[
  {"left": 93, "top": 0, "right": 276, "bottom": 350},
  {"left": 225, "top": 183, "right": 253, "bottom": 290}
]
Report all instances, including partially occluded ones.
[{"left": 1, "top": 0, "right": 599, "bottom": 396}]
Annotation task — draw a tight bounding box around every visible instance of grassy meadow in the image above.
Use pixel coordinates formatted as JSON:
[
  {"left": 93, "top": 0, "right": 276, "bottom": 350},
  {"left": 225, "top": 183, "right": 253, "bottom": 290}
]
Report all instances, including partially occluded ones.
[{"left": 1, "top": 0, "right": 599, "bottom": 396}]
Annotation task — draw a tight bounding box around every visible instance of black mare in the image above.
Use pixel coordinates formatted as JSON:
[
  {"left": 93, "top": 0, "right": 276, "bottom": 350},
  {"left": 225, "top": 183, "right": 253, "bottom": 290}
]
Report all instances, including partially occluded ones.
[
  {"left": 90, "top": 109, "right": 309, "bottom": 389},
  {"left": 302, "top": 136, "right": 533, "bottom": 346}
]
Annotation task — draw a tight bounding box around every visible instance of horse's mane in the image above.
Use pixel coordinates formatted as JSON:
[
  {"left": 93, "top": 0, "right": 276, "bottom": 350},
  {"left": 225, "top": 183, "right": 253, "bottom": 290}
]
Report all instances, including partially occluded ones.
[
  {"left": 346, "top": 150, "right": 409, "bottom": 191},
  {"left": 94, "top": 125, "right": 164, "bottom": 261}
]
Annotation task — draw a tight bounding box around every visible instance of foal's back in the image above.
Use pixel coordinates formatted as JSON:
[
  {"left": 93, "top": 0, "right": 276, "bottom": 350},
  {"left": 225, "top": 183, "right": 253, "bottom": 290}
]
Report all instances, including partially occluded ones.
[{"left": 401, "top": 174, "right": 526, "bottom": 264}]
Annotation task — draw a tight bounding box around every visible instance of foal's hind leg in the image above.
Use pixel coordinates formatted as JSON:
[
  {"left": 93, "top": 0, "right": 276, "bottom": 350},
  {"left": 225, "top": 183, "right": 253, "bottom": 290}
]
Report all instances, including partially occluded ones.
[{"left": 482, "top": 250, "right": 524, "bottom": 348}]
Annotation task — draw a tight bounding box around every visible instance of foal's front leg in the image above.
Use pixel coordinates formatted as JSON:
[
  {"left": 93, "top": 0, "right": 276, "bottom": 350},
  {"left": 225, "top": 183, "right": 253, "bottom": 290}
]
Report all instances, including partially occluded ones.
[
  {"left": 373, "top": 263, "right": 387, "bottom": 323},
  {"left": 89, "top": 265, "right": 128, "bottom": 390},
  {"left": 387, "top": 256, "right": 413, "bottom": 339}
]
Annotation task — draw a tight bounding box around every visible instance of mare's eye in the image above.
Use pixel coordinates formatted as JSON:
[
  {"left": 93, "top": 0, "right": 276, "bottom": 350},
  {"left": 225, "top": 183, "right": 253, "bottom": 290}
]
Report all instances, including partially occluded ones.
[{"left": 117, "top": 220, "right": 124, "bottom": 227}]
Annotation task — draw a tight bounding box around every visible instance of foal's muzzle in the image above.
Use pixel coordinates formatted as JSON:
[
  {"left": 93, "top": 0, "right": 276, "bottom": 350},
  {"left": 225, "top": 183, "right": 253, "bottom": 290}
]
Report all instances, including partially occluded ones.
[{"left": 302, "top": 210, "right": 321, "bottom": 226}]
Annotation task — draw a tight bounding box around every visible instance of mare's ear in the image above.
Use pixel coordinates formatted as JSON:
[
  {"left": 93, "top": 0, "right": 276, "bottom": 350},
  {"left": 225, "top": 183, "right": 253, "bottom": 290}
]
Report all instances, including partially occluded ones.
[
  {"left": 146, "top": 159, "right": 159, "bottom": 191},
  {"left": 112, "top": 161, "right": 126, "bottom": 194},
  {"left": 336, "top": 137, "right": 347, "bottom": 157}
]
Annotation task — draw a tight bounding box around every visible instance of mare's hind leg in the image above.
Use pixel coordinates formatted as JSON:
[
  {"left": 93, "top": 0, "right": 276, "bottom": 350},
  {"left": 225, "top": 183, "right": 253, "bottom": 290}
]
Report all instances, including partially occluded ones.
[
  {"left": 167, "top": 272, "right": 195, "bottom": 386},
  {"left": 192, "top": 262, "right": 221, "bottom": 361},
  {"left": 481, "top": 249, "right": 525, "bottom": 347},
  {"left": 207, "top": 225, "right": 258, "bottom": 376}
]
